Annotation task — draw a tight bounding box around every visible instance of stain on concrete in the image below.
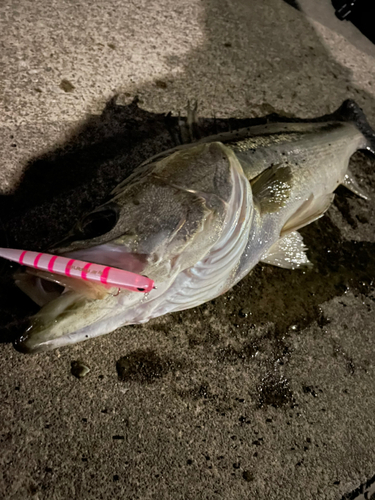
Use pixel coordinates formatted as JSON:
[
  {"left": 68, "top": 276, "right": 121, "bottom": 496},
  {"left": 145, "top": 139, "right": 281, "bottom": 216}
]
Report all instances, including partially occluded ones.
[
  {"left": 154, "top": 80, "right": 168, "bottom": 89},
  {"left": 116, "top": 349, "right": 181, "bottom": 383},
  {"left": 59, "top": 79, "right": 75, "bottom": 93},
  {"left": 242, "top": 470, "right": 255, "bottom": 482},
  {"left": 302, "top": 385, "right": 319, "bottom": 397},
  {"left": 176, "top": 383, "right": 214, "bottom": 401},
  {"left": 257, "top": 374, "right": 294, "bottom": 408}
]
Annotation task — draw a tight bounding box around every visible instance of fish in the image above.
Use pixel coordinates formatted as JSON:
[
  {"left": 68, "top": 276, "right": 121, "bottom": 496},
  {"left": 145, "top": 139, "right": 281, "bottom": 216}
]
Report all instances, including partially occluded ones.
[{"left": 13, "top": 99, "right": 374, "bottom": 353}]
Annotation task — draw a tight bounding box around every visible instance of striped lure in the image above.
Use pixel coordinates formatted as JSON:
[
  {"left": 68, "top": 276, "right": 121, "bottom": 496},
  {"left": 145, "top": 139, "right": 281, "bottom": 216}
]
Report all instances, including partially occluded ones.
[{"left": 0, "top": 248, "right": 154, "bottom": 293}]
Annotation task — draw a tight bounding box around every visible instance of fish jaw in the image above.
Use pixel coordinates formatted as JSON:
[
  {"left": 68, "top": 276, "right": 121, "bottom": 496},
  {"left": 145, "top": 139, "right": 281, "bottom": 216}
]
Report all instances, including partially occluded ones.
[
  {"left": 14, "top": 290, "right": 120, "bottom": 354},
  {"left": 14, "top": 275, "right": 180, "bottom": 354}
]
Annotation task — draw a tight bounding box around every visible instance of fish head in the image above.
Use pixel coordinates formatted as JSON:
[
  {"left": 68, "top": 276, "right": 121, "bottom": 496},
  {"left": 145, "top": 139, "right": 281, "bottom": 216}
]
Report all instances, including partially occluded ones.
[{"left": 15, "top": 142, "right": 248, "bottom": 353}]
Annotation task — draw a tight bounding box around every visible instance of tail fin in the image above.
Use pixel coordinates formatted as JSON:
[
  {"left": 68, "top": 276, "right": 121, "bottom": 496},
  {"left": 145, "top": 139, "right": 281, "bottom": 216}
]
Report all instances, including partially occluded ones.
[{"left": 333, "top": 99, "right": 375, "bottom": 155}]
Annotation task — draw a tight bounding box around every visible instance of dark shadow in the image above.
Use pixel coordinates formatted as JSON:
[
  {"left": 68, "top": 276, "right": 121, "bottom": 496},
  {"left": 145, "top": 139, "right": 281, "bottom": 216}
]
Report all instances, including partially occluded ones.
[
  {"left": 341, "top": 472, "right": 375, "bottom": 500},
  {"left": 291, "top": 0, "right": 375, "bottom": 56},
  {"left": 282, "top": 0, "right": 301, "bottom": 10},
  {"left": 332, "top": 0, "right": 375, "bottom": 45}
]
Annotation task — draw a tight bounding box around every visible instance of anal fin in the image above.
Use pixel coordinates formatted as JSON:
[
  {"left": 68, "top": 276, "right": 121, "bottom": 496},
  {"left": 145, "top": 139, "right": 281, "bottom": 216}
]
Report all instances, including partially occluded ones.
[
  {"left": 261, "top": 231, "right": 311, "bottom": 270},
  {"left": 342, "top": 172, "right": 369, "bottom": 200},
  {"left": 281, "top": 193, "right": 334, "bottom": 237}
]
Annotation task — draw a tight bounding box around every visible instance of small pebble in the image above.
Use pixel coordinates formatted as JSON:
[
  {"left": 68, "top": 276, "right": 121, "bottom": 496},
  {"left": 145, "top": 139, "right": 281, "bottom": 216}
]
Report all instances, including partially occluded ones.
[{"left": 71, "top": 360, "right": 90, "bottom": 379}]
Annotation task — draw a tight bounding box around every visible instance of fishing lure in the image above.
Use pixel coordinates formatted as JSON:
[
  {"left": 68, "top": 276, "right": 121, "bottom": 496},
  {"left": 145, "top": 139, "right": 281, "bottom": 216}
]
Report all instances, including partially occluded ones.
[{"left": 0, "top": 248, "right": 154, "bottom": 293}]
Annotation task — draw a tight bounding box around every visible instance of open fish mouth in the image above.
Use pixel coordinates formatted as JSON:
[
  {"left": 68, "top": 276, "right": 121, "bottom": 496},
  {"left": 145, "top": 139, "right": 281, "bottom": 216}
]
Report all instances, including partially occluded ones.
[{"left": 13, "top": 143, "right": 252, "bottom": 353}]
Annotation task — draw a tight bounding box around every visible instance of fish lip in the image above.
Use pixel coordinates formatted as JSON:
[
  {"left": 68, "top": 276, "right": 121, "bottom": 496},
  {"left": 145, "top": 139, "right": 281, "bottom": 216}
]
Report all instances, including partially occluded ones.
[
  {"left": 13, "top": 318, "right": 82, "bottom": 354},
  {"left": 13, "top": 336, "right": 39, "bottom": 354},
  {"left": 14, "top": 334, "right": 65, "bottom": 354},
  {"left": 13, "top": 328, "right": 43, "bottom": 354},
  {"left": 13, "top": 315, "right": 59, "bottom": 354},
  {"left": 12, "top": 290, "right": 94, "bottom": 354},
  {"left": 12, "top": 254, "right": 153, "bottom": 353}
]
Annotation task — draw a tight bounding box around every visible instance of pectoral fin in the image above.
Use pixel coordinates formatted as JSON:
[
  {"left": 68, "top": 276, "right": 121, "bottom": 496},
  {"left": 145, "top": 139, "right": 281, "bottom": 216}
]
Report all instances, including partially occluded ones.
[
  {"left": 281, "top": 193, "right": 334, "bottom": 236},
  {"left": 342, "top": 172, "right": 369, "bottom": 200},
  {"left": 261, "top": 231, "right": 311, "bottom": 269},
  {"left": 250, "top": 164, "right": 292, "bottom": 213}
]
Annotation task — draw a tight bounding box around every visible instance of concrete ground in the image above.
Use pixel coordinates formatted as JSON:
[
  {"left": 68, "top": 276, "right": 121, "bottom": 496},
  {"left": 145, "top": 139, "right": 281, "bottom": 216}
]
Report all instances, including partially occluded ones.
[{"left": 1, "top": 0, "right": 375, "bottom": 498}]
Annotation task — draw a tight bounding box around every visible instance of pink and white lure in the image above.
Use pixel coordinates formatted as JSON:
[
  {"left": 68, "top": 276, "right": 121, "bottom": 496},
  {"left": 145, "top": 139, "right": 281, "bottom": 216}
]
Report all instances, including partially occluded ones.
[{"left": 0, "top": 248, "right": 154, "bottom": 293}]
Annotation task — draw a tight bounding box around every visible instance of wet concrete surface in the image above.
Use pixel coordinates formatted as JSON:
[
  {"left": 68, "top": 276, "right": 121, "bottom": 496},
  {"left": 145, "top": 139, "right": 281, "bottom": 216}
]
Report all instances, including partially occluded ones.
[{"left": 1, "top": 0, "right": 375, "bottom": 499}]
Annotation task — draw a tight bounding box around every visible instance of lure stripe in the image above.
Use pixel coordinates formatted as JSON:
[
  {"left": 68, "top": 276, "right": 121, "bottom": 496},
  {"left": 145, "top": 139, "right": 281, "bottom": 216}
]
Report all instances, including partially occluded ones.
[
  {"left": 65, "top": 259, "right": 75, "bottom": 277},
  {"left": 33, "top": 253, "right": 43, "bottom": 267},
  {"left": 19, "top": 250, "right": 27, "bottom": 265},
  {"left": 100, "top": 266, "right": 111, "bottom": 285},
  {"left": 81, "top": 262, "right": 91, "bottom": 281},
  {"left": 48, "top": 255, "right": 58, "bottom": 273}
]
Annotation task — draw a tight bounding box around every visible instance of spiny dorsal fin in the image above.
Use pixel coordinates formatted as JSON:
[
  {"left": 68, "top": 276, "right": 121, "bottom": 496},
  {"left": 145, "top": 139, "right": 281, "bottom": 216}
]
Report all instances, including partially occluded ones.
[
  {"left": 281, "top": 193, "right": 334, "bottom": 237},
  {"left": 250, "top": 164, "right": 292, "bottom": 213},
  {"left": 261, "top": 231, "right": 311, "bottom": 270}
]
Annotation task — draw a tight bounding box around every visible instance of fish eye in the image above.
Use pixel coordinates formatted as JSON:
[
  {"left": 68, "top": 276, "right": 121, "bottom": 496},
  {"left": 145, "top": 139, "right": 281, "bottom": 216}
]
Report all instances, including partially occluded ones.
[{"left": 79, "top": 203, "right": 119, "bottom": 239}]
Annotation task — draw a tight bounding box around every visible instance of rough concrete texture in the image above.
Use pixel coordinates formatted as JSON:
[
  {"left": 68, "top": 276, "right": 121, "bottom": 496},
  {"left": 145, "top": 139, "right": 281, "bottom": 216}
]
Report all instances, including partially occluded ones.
[{"left": 1, "top": 0, "right": 375, "bottom": 499}]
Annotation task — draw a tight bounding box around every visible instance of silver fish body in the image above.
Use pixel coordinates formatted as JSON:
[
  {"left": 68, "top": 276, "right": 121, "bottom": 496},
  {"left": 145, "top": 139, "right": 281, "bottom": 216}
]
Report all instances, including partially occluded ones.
[{"left": 15, "top": 100, "right": 374, "bottom": 353}]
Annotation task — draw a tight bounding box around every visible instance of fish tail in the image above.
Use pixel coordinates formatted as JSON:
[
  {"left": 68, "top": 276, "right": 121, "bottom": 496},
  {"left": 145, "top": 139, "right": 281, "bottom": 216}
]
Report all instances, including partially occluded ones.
[{"left": 333, "top": 99, "right": 375, "bottom": 155}]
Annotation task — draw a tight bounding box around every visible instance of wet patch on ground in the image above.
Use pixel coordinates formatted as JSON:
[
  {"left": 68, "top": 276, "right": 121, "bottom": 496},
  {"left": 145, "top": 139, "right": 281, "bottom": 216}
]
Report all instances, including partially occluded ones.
[
  {"left": 257, "top": 374, "right": 294, "bottom": 408},
  {"left": 189, "top": 210, "right": 375, "bottom": 353},
  {"left": 116, "top": 349, "right": 184, "bottom": 384},
  {"left": 176, "top": 382, "right": 215, "bottom": 401}
]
